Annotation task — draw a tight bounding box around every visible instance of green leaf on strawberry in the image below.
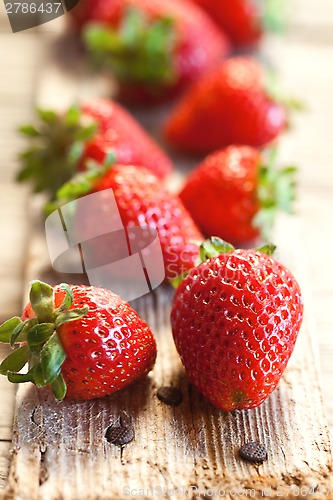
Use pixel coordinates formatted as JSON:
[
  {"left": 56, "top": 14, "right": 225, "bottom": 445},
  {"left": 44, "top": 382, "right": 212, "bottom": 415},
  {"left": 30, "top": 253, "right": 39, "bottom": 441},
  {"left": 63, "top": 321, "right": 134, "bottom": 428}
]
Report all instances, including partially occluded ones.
[
  {"left": 27, "top": 324, "right": 56, "bottom": 346},
  {"left": 171, "top": 240, "right": 303, "bottom": 411},
  {"left": 39, "top": 332, "right": 66, "bottom": 386},
  {"left": 262, "top": 0, "right": 288, "bottom": 34},
  {"left": 50, "top": 374, "right": 67, "bottom": 400},
  {"left": 0, "top": 281, "right": 88, "bottom": 400},
  {"left": 180, "top": 145, "right": 297, "bottom": 246},
  {"left": 17, "top": 99, "right": 173, "bottom": 206},
  {"left": 84, "top": 7, "right": 177, "bottom": 87},
  {"left": 255, "top": 148, "right": 297, "bottom": 239},
  {"left": 8, "top": 370, "right": 35, "bottom": 384},
  {"left": 19, "top": 124, "right": 41, "bottom": 137},
  {"left": 0, "top": 318, "right": 22, "bottom": 343},
  {"left": 256, "top": 243, "right": 277, "bottom": 256},
  {"left": 0, "top": 281, "right": 157, "bottom": 401},
  {"left": 0, "top": 345, "right": 30, "bottom": 376},
  {"left": 17, "top": 106, "right": 98, "bottom": 199},
  {"left": 198, "top": 237, "right": 235, "bottom": 263},
  {"left": 30, "top": 280, "right": 55, "bottom": 323},
  {"left": 10, "top": 318, "right": 38, "bottom": 347},
  {"left": 171, "top": 238, "right": 277, "bottom": 288},
  {"left": 264, "top": 71, "right": 305, "bottom": 113}
]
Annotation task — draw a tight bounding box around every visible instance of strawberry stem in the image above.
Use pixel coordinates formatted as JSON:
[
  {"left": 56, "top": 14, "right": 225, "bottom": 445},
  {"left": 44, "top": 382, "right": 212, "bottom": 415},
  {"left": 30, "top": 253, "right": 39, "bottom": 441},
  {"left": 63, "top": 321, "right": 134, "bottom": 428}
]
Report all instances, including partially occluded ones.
[{"left": 0, "top": 281, "right": 89, "bottom": 400}]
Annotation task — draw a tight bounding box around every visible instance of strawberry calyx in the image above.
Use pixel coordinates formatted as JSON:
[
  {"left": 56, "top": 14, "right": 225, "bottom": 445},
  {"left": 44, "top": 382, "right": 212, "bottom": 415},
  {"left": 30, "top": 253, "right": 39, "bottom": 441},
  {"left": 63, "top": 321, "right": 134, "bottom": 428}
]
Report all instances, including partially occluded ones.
[
  {"left": 83, "top": 7, "right": 177, "bottom": 89},
  {"left": 0, "top": 281, "right": 88, "bottom": 400},
  {"left": 17, "top": 106, "right": 98, "bottom": 201},
  {"left": 171, "top": 238, "right": 276, "bottom": 288},
  {"left": 44, "top": 152, "right": 115, "bottom": 215},
  {"left": 254, "top": 148, "right": 297, "bottom": 239}
]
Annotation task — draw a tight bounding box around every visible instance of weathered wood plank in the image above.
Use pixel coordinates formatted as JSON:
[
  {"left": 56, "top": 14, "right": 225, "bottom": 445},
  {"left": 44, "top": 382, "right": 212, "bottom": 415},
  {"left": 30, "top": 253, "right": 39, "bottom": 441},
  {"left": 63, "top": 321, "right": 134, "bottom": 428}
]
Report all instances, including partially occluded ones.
[
  {"left": 0, "top": 33, "right": 42, "bottom": 318},
  {"left": 0, "top": 18, "right": 43, "bottom": 490}
]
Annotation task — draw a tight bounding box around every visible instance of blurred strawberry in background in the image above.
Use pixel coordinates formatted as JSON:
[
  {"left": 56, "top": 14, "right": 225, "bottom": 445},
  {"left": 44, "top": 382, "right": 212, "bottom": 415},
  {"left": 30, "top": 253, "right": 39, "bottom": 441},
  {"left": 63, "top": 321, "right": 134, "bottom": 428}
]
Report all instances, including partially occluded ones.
[{"left": 69, "top": 0, "right": 230, "bottom": 104}]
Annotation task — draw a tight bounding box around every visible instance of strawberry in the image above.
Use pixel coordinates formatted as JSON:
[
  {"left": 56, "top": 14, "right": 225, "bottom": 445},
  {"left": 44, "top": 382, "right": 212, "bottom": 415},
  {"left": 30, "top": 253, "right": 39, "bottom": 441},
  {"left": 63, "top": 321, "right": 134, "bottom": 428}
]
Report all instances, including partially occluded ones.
[
  {"left": 164, "top": 57, "right": 288, "bottom": 154},
  {"left": 180, "top": 146, "right": 296, "bottom": 245},
  {"left": 171, "top": 238, "right": 303, "bottom": 411},
  {"left": 191, "top": 0, "right": 262, "bottom": 46},
  {"left": 0, "top": 281, "right": 156, "bottom": 401},
  {"left": 70, "top": 0, "right": 229, "bottom": 104},
  {"left": 47, "top": 163, "right": 203, "bottom": 282},
  {"left": 17, "top": 99, "right": 172, "bottom": 200}
]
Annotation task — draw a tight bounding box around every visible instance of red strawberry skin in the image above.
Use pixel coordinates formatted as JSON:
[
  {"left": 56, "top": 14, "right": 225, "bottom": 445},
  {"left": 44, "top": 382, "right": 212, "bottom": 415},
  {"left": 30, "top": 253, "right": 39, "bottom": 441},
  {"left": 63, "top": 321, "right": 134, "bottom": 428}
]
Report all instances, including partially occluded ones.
[
  {"left": 171, "top": 249, "right": 303, "bottom": 410},
  {"left": 80, "top": 99, "right": 172, "bottom": 179},
  {"left": 164, "top": 57, "right": 287, "bottom": 154},
  {"left": 80, "top": 165, "right": 203, "bottom": 282},
  {"left": 23, "top": 284, "right": 156, "bottom": 400},
  {"left": 192, "top": 0, "right": 262, "bottom": 46},
  {"left": 70, "top": 0, "right": 229, "bottom": 102},
  {"left": 180, "top": 146, "right": 260, "bottom": 244}
]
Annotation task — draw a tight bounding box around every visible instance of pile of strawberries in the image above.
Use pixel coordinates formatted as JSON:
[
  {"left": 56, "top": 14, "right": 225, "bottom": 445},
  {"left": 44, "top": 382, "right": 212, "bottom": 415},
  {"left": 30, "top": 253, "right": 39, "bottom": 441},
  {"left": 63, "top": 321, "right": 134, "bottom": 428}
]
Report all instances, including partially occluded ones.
[{"left": 0, "top": 0, "right": 304, "bottom": 413}]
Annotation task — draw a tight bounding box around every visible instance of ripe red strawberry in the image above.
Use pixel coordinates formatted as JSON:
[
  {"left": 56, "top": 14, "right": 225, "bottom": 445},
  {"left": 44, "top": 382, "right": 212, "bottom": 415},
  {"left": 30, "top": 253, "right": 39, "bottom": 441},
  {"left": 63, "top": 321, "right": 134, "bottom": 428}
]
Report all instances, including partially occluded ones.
[
  {"left": 171, "top": 238, "right": 303, "bottom": 411},
  {"left": 164, "top": 57, "right": 288, "bottom": 154},
  {"left": 191, "top": 0, "right": 261, "bottom": 46},
  {"left": 48, "top": 163, "right": 203, "bottom": 282},
  {"left": 18, "top": 99, "right": 173, "bottom": 200},
  {"left": 180, "top": 146, "right": 296, "bottom": 245},
  {"left": 70, "top": 0, "right": 229, "bottom": 104},
  {"left": 0, "top": 281, "right": 156, "bottom": 400},
  {"left": 191, "top": 0, "right": 286, "bottom": 47}
]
